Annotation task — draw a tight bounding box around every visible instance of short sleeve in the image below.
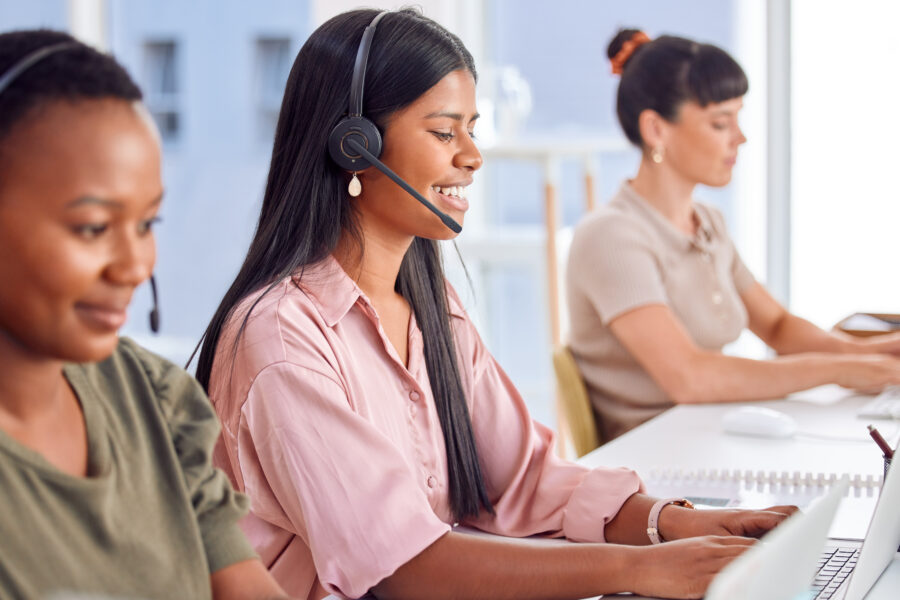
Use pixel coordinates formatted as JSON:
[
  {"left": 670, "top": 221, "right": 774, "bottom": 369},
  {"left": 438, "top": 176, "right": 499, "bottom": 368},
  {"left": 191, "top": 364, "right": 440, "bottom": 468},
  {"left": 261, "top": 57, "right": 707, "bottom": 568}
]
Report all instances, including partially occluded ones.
[
  {"left": 446, "top": 291, "right": 644, "bottom": 543},
  {"left": 568, "top": 213, "right": 668, "bottom": 325},
  {"left": 704, "top": 205, "right": 757, "bottom": 294},
  {"left": 238, "top": 363, "right": 451, "bottom": 599},
  {"left": 730, "top": 247, "right": 756, "bottom": 293},
  {"left": 149, "top": 353, "right": 258, "bottom": 574}
]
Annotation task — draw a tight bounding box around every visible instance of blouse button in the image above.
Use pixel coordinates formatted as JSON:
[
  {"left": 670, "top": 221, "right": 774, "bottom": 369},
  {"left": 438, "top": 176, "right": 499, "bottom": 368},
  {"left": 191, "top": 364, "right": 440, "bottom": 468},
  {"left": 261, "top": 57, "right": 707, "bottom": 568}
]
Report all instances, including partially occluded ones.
[
  {"left": 427, "top": 475, "right": 437, "bottom": 488},
  {"left": 409, "top": 404, "right": 417, "bottom": 417},
  {"left": 711, "top": 292, "right": 723, "bottom": 305},
  {"left": 409, "top": 390, "right": 420, "bottom": 401}
]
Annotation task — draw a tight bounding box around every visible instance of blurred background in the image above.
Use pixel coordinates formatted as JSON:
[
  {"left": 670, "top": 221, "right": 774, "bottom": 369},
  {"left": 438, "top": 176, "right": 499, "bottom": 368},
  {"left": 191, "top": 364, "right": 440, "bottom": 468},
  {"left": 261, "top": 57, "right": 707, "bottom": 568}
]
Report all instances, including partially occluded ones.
[{"left": 2, "top": 0, "right": 897, "bottom": 429}]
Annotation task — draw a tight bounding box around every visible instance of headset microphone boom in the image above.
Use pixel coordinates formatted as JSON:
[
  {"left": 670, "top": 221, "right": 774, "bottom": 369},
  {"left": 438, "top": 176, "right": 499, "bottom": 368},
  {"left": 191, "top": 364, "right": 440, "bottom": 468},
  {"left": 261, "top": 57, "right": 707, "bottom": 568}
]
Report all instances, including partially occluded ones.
[{"left": 327, "top": 10, "right": 463, "bottom": 234}]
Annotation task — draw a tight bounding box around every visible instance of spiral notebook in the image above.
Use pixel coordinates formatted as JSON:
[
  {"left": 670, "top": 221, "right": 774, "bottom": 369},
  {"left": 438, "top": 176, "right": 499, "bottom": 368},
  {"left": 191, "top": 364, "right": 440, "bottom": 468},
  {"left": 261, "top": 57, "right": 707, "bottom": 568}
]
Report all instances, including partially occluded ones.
[{"left": 643, "top": 467, "right": 882, "bottom": 540}]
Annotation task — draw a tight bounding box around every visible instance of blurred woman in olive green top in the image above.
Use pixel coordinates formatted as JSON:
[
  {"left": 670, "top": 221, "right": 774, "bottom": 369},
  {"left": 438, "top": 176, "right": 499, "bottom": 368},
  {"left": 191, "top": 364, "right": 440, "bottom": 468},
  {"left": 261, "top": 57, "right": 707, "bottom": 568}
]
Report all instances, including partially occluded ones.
[{"left": 0, "top": 29, "right": 288, "bottom": 600}]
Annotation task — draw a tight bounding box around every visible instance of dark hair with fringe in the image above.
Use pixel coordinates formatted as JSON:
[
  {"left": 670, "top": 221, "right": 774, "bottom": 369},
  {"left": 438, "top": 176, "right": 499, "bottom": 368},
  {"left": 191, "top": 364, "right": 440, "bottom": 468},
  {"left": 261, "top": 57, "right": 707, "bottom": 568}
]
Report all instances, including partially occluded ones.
[
  {"left": 0, "top": 29, "right": 141, "bottom": 147},
  {"left": 194, "top": 8, "right": 494, "bottom": 522},
  {"left": 608, "top": 28, "right": 748, "bottom": 147}
]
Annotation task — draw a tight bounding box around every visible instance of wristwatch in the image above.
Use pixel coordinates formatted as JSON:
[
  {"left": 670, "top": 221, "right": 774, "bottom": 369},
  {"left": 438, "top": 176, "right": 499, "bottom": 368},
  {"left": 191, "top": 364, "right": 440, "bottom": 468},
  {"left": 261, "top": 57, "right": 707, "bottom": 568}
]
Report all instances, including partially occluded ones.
[{"left": 647, "top": 497, "right": 695, "bottom": 544}]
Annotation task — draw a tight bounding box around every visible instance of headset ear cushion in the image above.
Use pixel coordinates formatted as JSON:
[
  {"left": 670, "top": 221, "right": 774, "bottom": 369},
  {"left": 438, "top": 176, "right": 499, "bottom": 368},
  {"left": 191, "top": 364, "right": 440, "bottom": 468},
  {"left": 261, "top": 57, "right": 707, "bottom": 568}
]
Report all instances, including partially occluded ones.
[{"left": 328, "top": 116, "right": 383, "bottom": 171}]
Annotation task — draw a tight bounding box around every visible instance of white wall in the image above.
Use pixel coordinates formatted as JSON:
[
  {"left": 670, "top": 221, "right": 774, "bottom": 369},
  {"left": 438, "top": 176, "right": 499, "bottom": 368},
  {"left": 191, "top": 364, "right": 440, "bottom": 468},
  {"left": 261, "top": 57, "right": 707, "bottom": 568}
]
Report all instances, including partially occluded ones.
[
  {"left": 311, "top": 0, "right": 485, "bottom": 63},
  {"left": 791, "top": 0, "right": 900, "bottom": 327}
]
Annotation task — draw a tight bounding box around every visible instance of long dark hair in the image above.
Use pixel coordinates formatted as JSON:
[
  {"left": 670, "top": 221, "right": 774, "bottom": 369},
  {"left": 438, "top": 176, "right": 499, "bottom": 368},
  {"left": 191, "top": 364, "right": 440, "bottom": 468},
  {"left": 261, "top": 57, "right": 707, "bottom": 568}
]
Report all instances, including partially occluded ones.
[
  {"left": 0, "top": 29, "right": 141, "bottom": 149},
  {"left": 195, "top": 8, "right": 494, "bottom": 522},
  {"left": 608, "top": 28, "right": 748, "bottom": 147}
]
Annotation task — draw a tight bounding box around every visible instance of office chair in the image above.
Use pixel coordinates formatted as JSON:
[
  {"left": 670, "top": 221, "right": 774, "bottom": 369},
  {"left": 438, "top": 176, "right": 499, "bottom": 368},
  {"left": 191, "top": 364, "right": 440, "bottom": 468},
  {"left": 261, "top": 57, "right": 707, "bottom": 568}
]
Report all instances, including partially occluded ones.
[{"left": 552, "top": 345, "right": 602, "bottom": 457}]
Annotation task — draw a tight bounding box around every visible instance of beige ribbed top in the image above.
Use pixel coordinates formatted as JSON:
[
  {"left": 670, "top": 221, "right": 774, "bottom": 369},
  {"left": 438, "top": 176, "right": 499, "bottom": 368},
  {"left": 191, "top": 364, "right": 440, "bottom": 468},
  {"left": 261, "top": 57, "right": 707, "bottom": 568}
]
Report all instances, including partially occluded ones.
[{"left": 566, "top": 181, "right": 756, "bottom": 440}]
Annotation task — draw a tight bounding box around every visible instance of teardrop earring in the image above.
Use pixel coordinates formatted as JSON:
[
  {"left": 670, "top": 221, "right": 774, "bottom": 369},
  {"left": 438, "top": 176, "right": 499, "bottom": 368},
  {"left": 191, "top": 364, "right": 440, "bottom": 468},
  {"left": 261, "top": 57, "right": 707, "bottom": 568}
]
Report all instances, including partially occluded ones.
[{"left": 348, "top": 172, "right": 362, "bottom": 197}]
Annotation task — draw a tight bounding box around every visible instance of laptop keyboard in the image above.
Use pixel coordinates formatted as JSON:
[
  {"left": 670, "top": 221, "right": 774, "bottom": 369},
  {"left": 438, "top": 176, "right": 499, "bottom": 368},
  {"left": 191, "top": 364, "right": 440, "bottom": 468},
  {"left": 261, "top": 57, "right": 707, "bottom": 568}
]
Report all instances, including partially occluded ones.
[
  {"left": 811, "top": 546, "right": 859, "bottom": 599},
  {"left": 857, "top": 386, "right": 900, "bottom": 419}
]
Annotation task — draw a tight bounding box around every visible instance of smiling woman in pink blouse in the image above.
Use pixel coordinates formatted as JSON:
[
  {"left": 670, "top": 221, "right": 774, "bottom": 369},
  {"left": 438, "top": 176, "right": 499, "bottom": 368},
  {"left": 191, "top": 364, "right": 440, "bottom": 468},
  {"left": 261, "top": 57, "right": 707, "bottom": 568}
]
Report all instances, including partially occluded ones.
[{"left": 195, "top": 9, "right": 793, "bottom": 600}]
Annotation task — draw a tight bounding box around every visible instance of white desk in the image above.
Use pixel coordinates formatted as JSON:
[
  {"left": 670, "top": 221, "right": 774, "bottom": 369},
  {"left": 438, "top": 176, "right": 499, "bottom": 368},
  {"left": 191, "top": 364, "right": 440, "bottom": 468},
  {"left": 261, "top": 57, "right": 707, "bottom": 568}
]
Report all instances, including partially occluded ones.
[
  {"left": 579, "top": 390, "right": 899, "bottom": 599},
  {"left": 327, "top": 392, "right": 898, "bottom": 600}
]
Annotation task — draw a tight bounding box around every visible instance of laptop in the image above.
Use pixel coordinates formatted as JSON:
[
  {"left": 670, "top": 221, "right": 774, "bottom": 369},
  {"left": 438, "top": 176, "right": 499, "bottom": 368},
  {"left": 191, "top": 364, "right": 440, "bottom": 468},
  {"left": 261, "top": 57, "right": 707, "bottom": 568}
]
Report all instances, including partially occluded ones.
[
  {"left": 707, "top": 455, "right": 900, "bottom": 600},
  {"left": 362, "top": 467, "right": 899, "bottom": 600},
  {"left": 811, "top": 454, "right": 900, "bottom": 600},
  {"left": 704, "top": 477, "right": 848, "bottom": 600}
]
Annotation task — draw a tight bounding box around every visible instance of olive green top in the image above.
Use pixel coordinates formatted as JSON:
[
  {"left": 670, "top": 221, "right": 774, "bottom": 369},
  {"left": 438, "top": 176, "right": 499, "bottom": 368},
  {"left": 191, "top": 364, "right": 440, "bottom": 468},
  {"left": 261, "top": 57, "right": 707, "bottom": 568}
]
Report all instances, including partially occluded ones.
[{"left": 0, "top": 338, "right": 256, "bottom": 600}]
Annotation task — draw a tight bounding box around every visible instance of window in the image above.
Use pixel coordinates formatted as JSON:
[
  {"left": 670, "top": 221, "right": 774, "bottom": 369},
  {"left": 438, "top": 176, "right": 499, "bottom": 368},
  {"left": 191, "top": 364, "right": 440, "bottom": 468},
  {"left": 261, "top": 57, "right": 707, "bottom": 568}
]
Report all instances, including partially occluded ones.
[
  {"left": 449, "top": 0, "right": 764, "bottom": 429},
  {"left": 113, "top": 3, "right": 311, "bottom": 363},
  {"left": 143, "top": 40, "right": 180, "bottom": 141},
  {"left": 790, "top": 0, "right": 900, "bottom": 328},
  {"left": 255, "top": 37, "right": 292, "bottom": 142}
]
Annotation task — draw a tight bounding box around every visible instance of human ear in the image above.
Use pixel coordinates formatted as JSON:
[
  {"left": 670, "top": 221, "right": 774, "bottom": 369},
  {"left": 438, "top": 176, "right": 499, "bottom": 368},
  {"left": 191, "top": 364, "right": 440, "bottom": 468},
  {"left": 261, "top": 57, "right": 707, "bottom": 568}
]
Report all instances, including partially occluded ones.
[{"left": 637, "top": 109, "right": 668, "bottom": 151}]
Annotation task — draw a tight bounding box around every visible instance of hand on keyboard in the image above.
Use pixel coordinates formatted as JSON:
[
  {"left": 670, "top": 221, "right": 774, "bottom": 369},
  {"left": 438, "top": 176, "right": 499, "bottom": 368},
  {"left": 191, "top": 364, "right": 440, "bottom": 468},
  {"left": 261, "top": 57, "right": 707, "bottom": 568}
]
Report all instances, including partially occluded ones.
[
  {"left": 857, "top": 385, "right": 900, "bottom": 419},
  {"left": 833, "top": 355, "right": 900, "bottom": 394}
]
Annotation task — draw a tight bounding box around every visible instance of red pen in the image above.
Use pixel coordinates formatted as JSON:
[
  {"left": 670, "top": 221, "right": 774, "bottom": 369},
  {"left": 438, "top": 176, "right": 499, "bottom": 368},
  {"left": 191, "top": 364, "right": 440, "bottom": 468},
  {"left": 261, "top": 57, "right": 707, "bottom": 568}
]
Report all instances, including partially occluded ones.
[{"left": 867, "top": 424, "right": 895, "bottom": 459}]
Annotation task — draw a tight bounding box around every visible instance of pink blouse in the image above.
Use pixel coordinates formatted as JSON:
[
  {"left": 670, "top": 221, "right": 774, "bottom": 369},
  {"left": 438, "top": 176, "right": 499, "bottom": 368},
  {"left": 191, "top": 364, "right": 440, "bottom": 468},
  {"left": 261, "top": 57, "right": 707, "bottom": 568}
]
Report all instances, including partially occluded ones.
[{"left": 209, "top": 256, "right": 643, "bottom": 600}]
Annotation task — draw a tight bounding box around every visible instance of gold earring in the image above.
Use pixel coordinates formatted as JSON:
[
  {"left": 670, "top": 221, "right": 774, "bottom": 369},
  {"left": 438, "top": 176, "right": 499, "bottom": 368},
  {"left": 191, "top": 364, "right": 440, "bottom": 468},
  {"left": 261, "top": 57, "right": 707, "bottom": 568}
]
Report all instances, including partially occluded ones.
[
  {"left": 651, "top": 147, "right": 664, "bottom": 164},
  {"left": 348, "top": 172, "right": 361, "bottom": 197}
]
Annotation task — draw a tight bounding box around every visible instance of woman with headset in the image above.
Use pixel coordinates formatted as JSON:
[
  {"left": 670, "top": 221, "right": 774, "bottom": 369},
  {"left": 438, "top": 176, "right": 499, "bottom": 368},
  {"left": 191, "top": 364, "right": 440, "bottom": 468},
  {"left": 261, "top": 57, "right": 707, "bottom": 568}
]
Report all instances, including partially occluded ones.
[
  {"left": 566, "top": 29, "right": 900, "bottom": 440},
  {"left": 197, "top": 10, "right": 794, "bottom": 600},
  {"left": 0, "top": 30, "right": 287, "bottom": 599}
]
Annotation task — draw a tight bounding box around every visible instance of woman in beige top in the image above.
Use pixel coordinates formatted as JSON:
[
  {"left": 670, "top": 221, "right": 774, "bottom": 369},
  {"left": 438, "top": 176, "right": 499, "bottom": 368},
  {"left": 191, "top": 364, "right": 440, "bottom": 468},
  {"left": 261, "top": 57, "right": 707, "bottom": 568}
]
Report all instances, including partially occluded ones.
[{"left": 567, "top": 29, "right": 900, "bottom": 440}]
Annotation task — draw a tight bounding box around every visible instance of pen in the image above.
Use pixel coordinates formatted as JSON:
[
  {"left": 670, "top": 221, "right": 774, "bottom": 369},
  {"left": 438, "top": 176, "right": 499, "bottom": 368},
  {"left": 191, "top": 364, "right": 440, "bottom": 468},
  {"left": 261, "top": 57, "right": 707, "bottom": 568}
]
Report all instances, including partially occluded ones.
[{"left": 867, "top": 424, "right": 895, "bottom": 459}]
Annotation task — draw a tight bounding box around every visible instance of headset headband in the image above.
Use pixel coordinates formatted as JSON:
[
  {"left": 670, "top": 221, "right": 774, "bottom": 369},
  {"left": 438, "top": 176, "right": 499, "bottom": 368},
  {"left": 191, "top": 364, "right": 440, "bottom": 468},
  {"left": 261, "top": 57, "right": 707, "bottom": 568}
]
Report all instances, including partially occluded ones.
[
  {"left": 0, "top": 42, "right": 78, "bottom": 97},
  {"left": 348, "top": 11, "right": 389, "bottom": 117}
]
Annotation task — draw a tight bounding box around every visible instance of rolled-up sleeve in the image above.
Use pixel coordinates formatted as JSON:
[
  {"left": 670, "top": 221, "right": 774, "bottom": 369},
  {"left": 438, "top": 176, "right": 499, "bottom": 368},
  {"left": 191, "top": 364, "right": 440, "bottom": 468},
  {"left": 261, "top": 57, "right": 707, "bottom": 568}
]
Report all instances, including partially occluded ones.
[
  {"left": 238, "top": 362, "right": 451, "bottom": 599},
  {"left": 457, "top": 312, "right": 644, "bottom": 543},
  {"left": 568, "top": 216, "right": 668, "bottom": 325},
  {"left": 152, "top": 356, "right": 258, "bottom": 573}
]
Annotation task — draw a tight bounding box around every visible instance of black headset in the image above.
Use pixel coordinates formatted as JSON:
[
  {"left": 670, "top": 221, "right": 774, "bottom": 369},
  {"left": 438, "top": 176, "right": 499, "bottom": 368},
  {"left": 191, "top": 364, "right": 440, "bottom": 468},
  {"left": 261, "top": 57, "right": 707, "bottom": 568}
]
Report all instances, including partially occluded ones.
[
  {"left": 0, "top": 42, "right": 75, "bottom": 94},
  {"left": 326, "top": 11, "right": 462, "bottom": 234},
  {"left": 0, "top": 41, "right": 161, "bottom": 333},
  {"left": 327, "top": 11, "right": 388, "bottom": 173}
]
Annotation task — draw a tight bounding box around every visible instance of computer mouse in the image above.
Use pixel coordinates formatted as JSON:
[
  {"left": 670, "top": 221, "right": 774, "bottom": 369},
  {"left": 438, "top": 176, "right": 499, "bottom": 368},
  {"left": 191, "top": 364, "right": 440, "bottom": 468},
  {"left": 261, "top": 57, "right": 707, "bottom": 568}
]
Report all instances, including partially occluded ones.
[{"left": 721, "top": 406, "right": 797, "bottom": 439}]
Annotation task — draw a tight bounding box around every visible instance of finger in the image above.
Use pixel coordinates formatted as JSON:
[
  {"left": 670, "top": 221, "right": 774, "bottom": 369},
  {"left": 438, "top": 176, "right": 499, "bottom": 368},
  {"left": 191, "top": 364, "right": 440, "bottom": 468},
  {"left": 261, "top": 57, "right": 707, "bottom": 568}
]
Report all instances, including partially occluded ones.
[
  {"left": 707, "top": 543, "right": 754, "bottom": 568},
  {"left": 718, "top": 546, "right": 753, "bottom": 566},
  {"left": 740, "top": 517, "right": 784, "bottom": 537},
  {"left": 731, "top": 510, "right": 794, "bottom": 537},
  {"left": 855, "top": 386, "right": 886, "bottom": 395},
  {"left": 709, "top": 535, "right": 756, "bottom": 546},
  {"left": 762, "top": 505, "right": 799, "bottom": 516}
]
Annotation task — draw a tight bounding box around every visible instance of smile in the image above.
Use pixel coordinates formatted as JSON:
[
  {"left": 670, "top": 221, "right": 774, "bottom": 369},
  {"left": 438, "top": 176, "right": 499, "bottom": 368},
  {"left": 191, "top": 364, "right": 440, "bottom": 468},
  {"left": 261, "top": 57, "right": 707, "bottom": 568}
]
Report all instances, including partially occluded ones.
[
  {"left": 430, "top": 185, "right": 467, "bottom": 199},
  {"left": 430, "top": 184, "right": 470, "bottom": 212},
  {"left": 75, "top": 302, "right": 128, "bottom": 331}
]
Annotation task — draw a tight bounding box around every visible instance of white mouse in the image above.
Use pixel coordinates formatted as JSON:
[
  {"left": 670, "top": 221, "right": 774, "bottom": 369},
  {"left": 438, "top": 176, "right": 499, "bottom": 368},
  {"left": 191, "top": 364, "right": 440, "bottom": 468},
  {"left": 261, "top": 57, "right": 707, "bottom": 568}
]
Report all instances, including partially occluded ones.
[{"left": 721, "top": 406, "right": 797, "bottom": 439}]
